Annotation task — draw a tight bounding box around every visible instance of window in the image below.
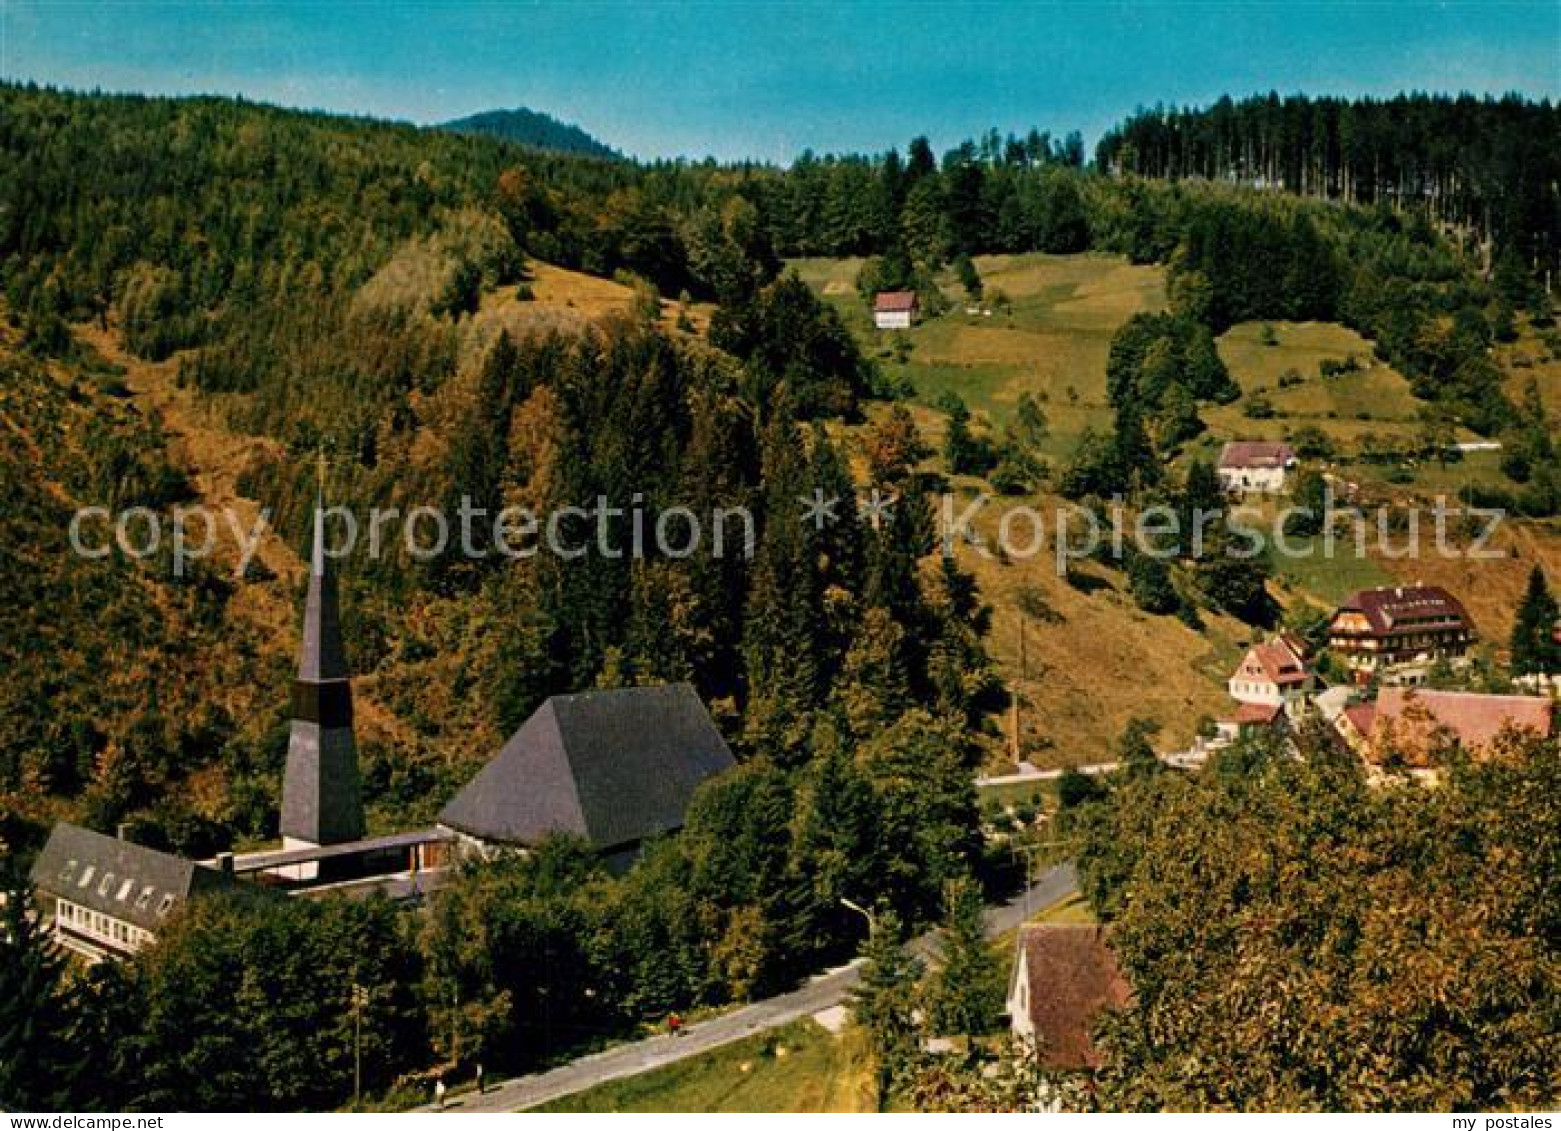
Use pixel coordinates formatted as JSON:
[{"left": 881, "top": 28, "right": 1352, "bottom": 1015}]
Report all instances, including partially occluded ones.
[
  {"left": 98, "top": 872, "right": 116, "bottom": 898},
  {"left": 117, "top": 879, "right": 135, "bottom": 902},
  {"left": 77, "top": 865, "right": 95, "bottom": 889},
  {"left": 157, "top": 894, "right": 176, "bottom": 918},
  {"left": 135, "top": 885, "right": 155, "bottom": 911},
  {"left": 59, "top": 859, "right": 78, "bottom": 883}
]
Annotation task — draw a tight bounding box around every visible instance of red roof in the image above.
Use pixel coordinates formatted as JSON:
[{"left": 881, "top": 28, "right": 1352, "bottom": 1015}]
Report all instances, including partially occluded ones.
[
  {"left": 1237, "top": 638, "right": 1310, "bottom": 686},
  {"left": 1218, "top": 441, "right": 1296, "bottom": 470},
  {"left": 1370, "top": 688, "right": 1553, "bottom": 757},
  {"left": 1010, "top": 925, "right": 1129, "bottom": 1069},
  {"left": 1231, "top": 701, "right": 1285, "bottom": 726},
  {"left": 873, "top": 290, "right": 918, "bottom": 313},
  {"left": 1342, "top": 703, "right": 1377, "bottom": 738},
  {"left": 1334, "top": 585, "right": 1471, "bottom": 636}
]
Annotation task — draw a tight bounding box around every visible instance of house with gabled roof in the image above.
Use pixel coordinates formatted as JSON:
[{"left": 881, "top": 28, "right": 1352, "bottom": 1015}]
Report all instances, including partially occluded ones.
[
  {"left": 1216, "top": 440, "right": 1297, "bottom": 494},
  {"left": 1335, "top": 687, "right": 1554, "bottom": 774},
  {"left": 438, "top": 682, "right": 736, "bottom": 870},
  {"left": 29, "top": 822, "right": 239, "bottom": 963},
  {"left": 1326, "top": 584, "right": 1473, "bottom": 683},
  {"left": 1007, "top": 924, "right": 1130, "bottom": 1070},
  {"left": 873, "top": 290, "right": 918, "bottom": 330}
]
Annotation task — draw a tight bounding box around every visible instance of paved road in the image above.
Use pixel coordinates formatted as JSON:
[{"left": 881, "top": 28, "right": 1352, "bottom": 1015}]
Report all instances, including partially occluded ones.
[
  {"left": 975, "top": 763, "right": 1117, "bottom": 787},
  {"left": 433, "top": 863, "right": 1079, "bottom": 1113}
]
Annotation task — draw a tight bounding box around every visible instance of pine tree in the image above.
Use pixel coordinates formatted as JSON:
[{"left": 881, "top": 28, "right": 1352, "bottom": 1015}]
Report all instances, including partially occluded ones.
[
  {"left": 0, "top": 871, "right": 80, "bottom": 1109},
  {"left": 850, "top": 908, "right": 925, "bottom": 1108},
  {"left": 1510, "top": 567, "right": 1560, "bottom": 676},
  {"left": 926, "top": 877, "right": 1004, "bottom": 1038}
]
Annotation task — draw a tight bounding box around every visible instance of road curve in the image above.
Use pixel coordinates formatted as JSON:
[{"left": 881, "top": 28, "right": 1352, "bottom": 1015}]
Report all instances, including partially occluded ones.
[{"left": 433, "top": 863, "right": 1079, "bottom": 1113}]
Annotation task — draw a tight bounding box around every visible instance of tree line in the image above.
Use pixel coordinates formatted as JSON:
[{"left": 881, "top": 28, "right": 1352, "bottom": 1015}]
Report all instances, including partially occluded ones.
[{"left": 1097, "top": 92, "right": 1561, "bottom": 278}]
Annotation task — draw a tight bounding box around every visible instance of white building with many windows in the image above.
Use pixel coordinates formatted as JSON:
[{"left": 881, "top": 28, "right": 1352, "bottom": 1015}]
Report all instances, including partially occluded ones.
[{"left": 29, "top": 822, "right": 237, "bottom": 962}]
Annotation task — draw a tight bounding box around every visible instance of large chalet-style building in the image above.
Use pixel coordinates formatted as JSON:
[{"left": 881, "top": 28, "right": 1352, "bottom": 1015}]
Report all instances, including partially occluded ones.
[
  {"left": 1326, "top": 585, "right": 1473, "bottom": 683},
  {"left": 872, "top": 290, "right": 918, "bottom": 330},
  {"left": 1216, "top": 441, "right": 1296, "bottom": 495},
  {"left": 439, "top": 683, "right": 736, "bottom": 871},
  {"left": 1007, "top": 924, "right": 1130, "bottom": 1069}
]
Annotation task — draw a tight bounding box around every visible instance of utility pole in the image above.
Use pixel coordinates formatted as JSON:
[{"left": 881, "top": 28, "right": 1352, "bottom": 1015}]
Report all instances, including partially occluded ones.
[
  {"left": 1011, "top": 618, "right": 1028, "bottom": 763},
  {"left": 350, "top": 982, "right": 369, "bottom": 1107},
  {"left": 1012, "top": 842, "right": 1043, "bottom": 920}
]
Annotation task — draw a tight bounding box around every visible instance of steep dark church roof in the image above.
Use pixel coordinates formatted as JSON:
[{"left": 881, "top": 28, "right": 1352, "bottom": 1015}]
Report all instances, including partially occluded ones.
[
  {"left": 30, "top": 822, "right": 234, "bottom": 932},
  {"left": 439, "top": 683, "right": 735, "bottom": 852}
]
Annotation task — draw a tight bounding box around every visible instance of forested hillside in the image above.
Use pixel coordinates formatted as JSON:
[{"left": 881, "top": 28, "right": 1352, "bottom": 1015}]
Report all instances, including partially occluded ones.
[
  {"left": 1097, "top": 93, "right": 1561, "bottom": 276},
  {"left": 1, "top": 76, "right": 1558, "bottom": 1113},
  {"left": 3, "top": 80, "right": 1556, "bottom": 860}
]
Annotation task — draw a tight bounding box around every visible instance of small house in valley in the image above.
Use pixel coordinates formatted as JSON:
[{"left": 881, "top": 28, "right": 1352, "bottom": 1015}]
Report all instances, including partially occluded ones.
[
  {"left": 872, "top": 290, "right": 918, "bottom": 330},
  {"left": 1335, "top": 687, "right": 1554, "bottom": 774},
  {"left": 1228, "top": 635, "right": 1312, "bottom": 711},
  {"left": 1216, "top": 441, "right": 1297, "bottom": 494},
  {"left": 1007, "top": 924, "right": 1130, "bottom": 1069}
]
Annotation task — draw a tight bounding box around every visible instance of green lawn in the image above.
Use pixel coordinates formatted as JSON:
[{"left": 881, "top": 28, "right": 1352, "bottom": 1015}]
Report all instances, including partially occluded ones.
[
  {"left": 977, "top": 777, "right": 1058, "bottom": 810},
  {"left": 534, "top": 1020, "right": 873, "bottom": 1113},
  {"left": 1264, "top": 533, "right": 1394, "bottom": 606},
  {"left": 1032, "top": 891, "right": 1096, "bottom": 925},
  {"left": 790, "top": 252, "right": 1166, "bottom": 461}
]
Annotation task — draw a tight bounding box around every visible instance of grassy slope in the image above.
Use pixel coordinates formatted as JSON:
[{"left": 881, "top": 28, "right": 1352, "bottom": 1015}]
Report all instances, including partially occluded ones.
[
  {"left": 535, "top": 1020, "right": 875, "bottom": 1113},
  {"left": 806, "top": 255, "right": 1248, "bottom": 764},
  {"left": 801, "top": 254, "right": 1561, "bottom": 735}
]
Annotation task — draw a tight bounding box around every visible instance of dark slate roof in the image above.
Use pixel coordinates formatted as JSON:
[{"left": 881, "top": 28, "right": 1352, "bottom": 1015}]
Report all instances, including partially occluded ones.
[
  {"left": 299, "top": 505, "right": 350, "bottom": 683},
  {"left": 29, "top": 822, "right": 233, "bottom": 932},
  {"left": 1010, "top": 924, "right": 1130, "bottom": 1070},
  {"left": 439, "top": 683, "right": 736, "bottom": 852},
  {"left": 1335, "top": 584, "right": 1470, "bottom": 636}
]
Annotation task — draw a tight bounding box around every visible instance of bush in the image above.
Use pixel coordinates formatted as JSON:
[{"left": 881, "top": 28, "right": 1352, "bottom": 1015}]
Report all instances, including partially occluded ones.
[{"left": 1243, "top": 391, "right": 1276, "bottom": 419}]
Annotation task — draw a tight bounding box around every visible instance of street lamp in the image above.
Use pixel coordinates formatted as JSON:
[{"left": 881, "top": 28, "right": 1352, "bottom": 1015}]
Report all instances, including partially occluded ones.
[
  {"left": 350, "top": 982, "right": 370, "bottom": 1107},
  {"left": 840, "top": 897, "right": 877, "bottom": 935}
]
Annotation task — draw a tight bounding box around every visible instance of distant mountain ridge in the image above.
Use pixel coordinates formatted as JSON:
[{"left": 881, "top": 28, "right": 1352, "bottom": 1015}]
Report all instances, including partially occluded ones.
[{"left": 439, "top": 107, "right": 621, "bottom": 159}]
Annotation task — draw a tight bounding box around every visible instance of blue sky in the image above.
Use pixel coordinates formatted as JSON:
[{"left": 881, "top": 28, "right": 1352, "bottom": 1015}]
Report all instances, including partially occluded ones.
[{"left": 2, "top": 1, "right": 1556, "bottom": 162}]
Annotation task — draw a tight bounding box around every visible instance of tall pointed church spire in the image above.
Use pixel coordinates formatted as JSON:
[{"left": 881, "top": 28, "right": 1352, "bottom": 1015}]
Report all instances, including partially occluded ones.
[{"left": 280, "top": 463, "right": 365, "bottom": 849}]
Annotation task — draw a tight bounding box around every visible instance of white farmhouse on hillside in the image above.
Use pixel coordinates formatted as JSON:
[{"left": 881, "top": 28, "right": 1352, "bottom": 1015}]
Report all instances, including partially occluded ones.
[
  {"left": 1217, "top": 440, "right": 1297, "bottom": 494},
  {"left": 872, "top": 290, "right": 918, "bottom": 330},
  {"left": 1228, "top": 635, "right": 1313, "bottom": 711}
]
